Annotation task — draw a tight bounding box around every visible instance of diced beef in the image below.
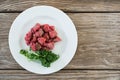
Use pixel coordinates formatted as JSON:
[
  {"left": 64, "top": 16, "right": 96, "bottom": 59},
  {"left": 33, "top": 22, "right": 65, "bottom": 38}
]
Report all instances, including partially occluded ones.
[
  {"left": 41, "top": 46, "right": 49, "bottom": 50},
  {"left": 30, "top": 42, "right": 36, "bottom": 51},
  {"left": 25, "top": 36, "right": 31, "bottom": 41},
  {"left": 26, "top": 31, "right": 32, "bottom": 37},
  {"left": 43, "top": 33, "right": 49, "bottom": 40},
  {"left": 53, "top": 36, "right": 61, "bottom": 42},
  {"left": 35, "top": 29, "right": 43, "bottom": 37},
  {"left": 31, "top": 28, "right": 35, "bottom": 33},
  {"left": 46, "top": 42, "right": 54, "bottom": 50},
  {"left": 43, "top": 24, "right": 50, "bottom": 32},
  {"left": 49, "top": 26, "right": 55, "bottom": 31},
  {"left": 35, "top": 31, "right": 40, "bottom": 37},
  {"left": 49, "top": 31, "right": 57, "bottom": 38},
  {"left": 25, "top": 40, "right": 30, "bottom": 45},
  {"left": 35, "top": 42, "right": 41, "bottom": 50},
  {"left": 25, "top": 23, "right": 61, "bottom": 51},
  {"left": 31, "top": 36, "right": 37, "bottom": 42},
  {"left": 25, "top": 31, "right": 32, "bottom": 41},
  {"left": 38, "top": 37, "right": 46, "bottom": 45},
  {"left": 46, "top": 39, "right": 53, "bottom": 43},
  {"left": 40, "top": 25, "right": 44, "bottom": 28},
  {"left": 32, "top": 23, "right": 40, "bottom": 32},
  {"left": 38, "top": 29, "right": 44, "bottom": 36}
]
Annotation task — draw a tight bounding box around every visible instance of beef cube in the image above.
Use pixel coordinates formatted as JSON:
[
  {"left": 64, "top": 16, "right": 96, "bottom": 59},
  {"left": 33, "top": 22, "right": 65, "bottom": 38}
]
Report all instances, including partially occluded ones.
[
  {"left": 46, "top": 42, "right": 54, "bottom": 50},
  {"left": 32, "top": 23, "right": 41, "bottom": 32},
  {"left": 35, "top": 42, "right": 41, "bottom": 50},
  {"left": 31, "top": 36, "right": 37, "bottom": 42},
  {"left": 43, "top": 33, "right": 49, "bottom": 40},
  {"left": 53, "top": 36, "right": 61, "bottom": 42},
  {"left": 30, "top": 42, "right": 36, "bottom": 51},
  {"left": 25, "top": 40, "right": 30, "bottom": 45},
  {"left": 43, "top": 24, "right": 50, "bottom": 32},
  {"left": 49, "top": 31, "right": 57, "bottom": 38},
  {"left": 49, "top": 26, "right": 55, "bottom": 31},
  {"left": 38, "top": 37, "right": 46, "bottom": 45}
]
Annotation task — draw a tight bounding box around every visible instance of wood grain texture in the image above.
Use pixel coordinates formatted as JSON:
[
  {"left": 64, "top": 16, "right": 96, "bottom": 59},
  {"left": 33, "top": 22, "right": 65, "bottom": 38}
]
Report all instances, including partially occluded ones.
[
  {"left": 1, "top": 0, "right": 120, "bottom": 12},
  {"left": 0, "top": 70, "right": 120, "bottom": 80},
  {"left": 1, "top": 13, "right": 120, "bottom": 69}
]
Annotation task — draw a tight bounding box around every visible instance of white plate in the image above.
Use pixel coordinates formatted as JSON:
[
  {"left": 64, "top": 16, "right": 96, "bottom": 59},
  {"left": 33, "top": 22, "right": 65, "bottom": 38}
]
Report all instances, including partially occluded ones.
[{"left": 9, "top": 6, "right": 78, "bottom": 74}]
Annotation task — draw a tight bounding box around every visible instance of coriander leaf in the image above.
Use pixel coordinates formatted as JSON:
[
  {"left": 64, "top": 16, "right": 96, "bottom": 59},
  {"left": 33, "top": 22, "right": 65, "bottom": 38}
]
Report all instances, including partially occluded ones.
[{"left": 20, "top": 49, "right": 59, "bottom": 67}]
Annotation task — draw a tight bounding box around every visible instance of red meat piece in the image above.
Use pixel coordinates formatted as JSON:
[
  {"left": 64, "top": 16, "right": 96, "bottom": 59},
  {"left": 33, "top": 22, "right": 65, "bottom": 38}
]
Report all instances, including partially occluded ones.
[
  {"left": 35, "top": 31, "right": 40, "bottom": 37},
  {"left": 35, "top": 43, "right": 41, "bottom": 50},
  {"left": 49, "top": 31, "right": 57, "bottom": 38},
  {"left": 31, "top": 28, "right": 35, "bottom": 33},
  {"left": 46, "top": 42, "right": 54, "bottom": 50},
  {"left": 46, "top": 39, "right": 53, "bottom": 43},
  {"left": 25, "top": 36, "right": 31, "bottom": 41},
  {"left": 38, "top": 37, "right": 46, "bottom": 45},
  {"left": 43, "top": 33, "right": 49, "bottom": 40},
  {"left": 38, "top": 29, "right": 44, "bottom": 36},
  {"left": 30, "top": 42, "right": 36, "bottom": 51},
  {"left": 25, "top": 40, "right": 30, "bottom": 45},
  {"left": 25, "top": 23, "right": 61, "bottom": 51},
  {"left": 25, "top": 31, "right": 32, "bottom": 41},
  {"left": 26, "top": 31, "right": 32, "bottom": 37},
  {"left": 49, "top": 26, "right": 55, "bottom": 31},
  {"left": 30, "top": 42, "right": 41, "bottom": 51},
  {"left": 43, "top": 42, "right": 47, "bottom": 46},
  {"left": 40, "top": 25, "right": 44, "bottom": 28},
  {"left": 35, "top": 29, "right": 44, "bottom": 37},
  {"left": 43, "top": 24, "right": 50, "bottom": 32},
  {"left": 41, "top": 46, "right": 49, "bottom": 50},
  {"left": 32, "top": 23, "right": 41, "bottom": 32},
  {"left": 53, "top": 36, "right": 61, "bottom": 42},
  {"left": 31, "top": 36, "right": 37, "bottom": 42}
]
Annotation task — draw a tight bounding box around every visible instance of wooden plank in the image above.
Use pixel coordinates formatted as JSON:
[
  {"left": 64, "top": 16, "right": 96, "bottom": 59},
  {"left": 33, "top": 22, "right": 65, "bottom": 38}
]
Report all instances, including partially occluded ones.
[
  {"left": 1, "top": 0, "right": 120, "bottom": 12},
  {"left": 1, "top": 13, "right": 120, "bottom": 69},
  {"left": 0, "top": 70, "right": 120, "bottom": 80}
]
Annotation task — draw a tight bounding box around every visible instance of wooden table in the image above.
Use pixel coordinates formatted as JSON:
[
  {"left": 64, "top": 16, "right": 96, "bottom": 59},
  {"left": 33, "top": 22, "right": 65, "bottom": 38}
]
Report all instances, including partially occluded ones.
[{"left": 1, "top": 0, "right": 120, "bottom": 80}]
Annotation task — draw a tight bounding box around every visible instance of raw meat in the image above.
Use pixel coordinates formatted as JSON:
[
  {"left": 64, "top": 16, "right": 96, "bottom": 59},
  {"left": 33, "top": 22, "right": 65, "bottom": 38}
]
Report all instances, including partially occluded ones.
[{"left": 25, "top": 23, "right": 61, "bottom": 51}]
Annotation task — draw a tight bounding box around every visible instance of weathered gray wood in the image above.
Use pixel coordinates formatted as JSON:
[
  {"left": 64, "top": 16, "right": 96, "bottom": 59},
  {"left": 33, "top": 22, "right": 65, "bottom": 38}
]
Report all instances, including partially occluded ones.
[
  {"left": 1, "top": 0, "right": 120, "bottom": 12},
  {"left": 1, "top": 13, "right": 120, "bottom": 69},
  {"left": 0, "top": 70, "right": 120, "bottom": 80}
]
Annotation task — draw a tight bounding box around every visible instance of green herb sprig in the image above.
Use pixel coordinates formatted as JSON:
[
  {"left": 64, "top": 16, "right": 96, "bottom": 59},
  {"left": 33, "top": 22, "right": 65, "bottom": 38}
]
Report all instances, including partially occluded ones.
[{"left": 20, "top": 49, "right": 59, "bottom": 67}]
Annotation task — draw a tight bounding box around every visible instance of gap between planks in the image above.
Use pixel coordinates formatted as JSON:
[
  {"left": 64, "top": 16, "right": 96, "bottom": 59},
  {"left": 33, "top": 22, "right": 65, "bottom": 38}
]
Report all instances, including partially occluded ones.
[
  {"left": 1, "top": 69, "right": 120, "bottom": 71},
  {"left": 2, "top": 11, "right": 120, "bottom": 13}
]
